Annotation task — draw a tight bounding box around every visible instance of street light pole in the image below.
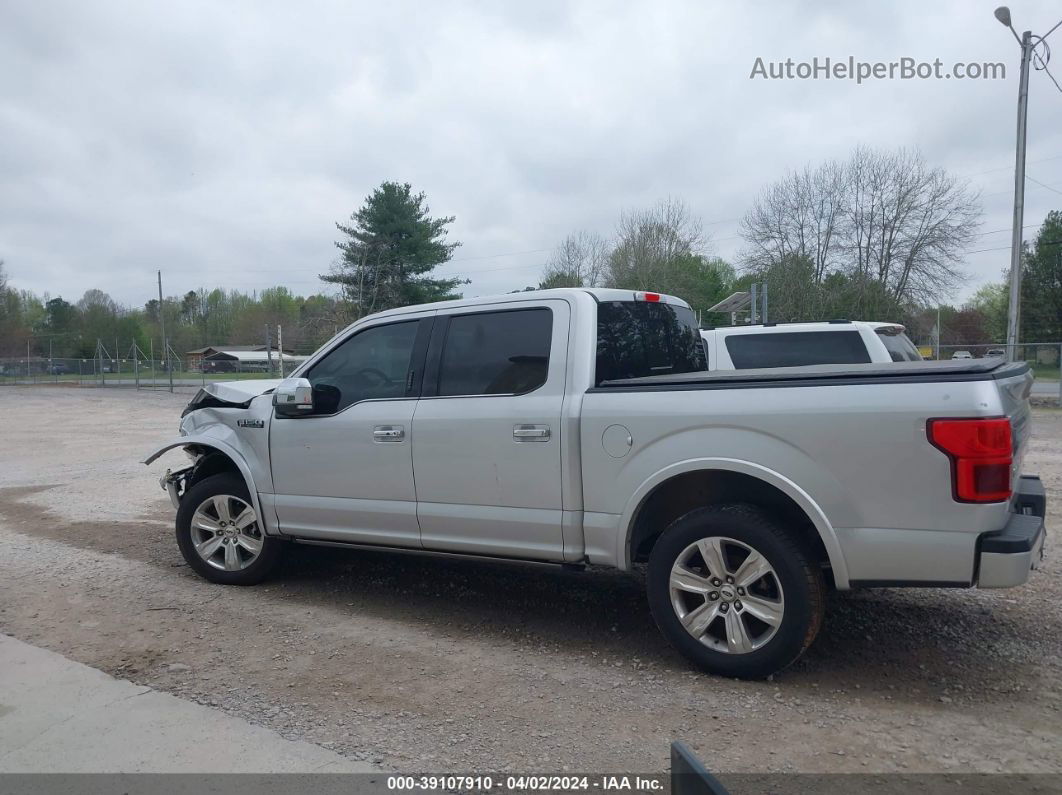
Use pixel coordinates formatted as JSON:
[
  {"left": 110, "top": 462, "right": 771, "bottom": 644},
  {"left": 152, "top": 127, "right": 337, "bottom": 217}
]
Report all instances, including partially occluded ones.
[{"left": 1004, "top": 28, "right": 1033, "bottom": 362}]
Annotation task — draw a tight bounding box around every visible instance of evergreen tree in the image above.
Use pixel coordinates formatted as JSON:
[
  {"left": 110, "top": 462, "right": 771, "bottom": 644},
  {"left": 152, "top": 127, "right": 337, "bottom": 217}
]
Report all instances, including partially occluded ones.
[{"left": 323, "top": 181, "right": 465, "bottom": 317}]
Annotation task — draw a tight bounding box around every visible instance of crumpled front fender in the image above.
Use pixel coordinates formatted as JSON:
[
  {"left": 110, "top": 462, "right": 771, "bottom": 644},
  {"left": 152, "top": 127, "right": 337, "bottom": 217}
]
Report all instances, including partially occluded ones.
[{"left": 143, "top": 435, "right": 266, "bottom": 528}]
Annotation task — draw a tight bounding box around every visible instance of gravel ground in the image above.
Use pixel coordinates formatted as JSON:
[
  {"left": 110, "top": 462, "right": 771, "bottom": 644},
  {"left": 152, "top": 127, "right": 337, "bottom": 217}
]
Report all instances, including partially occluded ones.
[{"left": 0, "top": 386, "right": 1059, "bottom": 774}]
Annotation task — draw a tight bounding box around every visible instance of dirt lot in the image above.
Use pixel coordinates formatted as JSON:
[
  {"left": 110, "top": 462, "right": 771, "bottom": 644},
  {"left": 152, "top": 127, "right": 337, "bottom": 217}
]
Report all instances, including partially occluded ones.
[{"left": 0, "top": 386, "right": 1059, "bottom": 774}]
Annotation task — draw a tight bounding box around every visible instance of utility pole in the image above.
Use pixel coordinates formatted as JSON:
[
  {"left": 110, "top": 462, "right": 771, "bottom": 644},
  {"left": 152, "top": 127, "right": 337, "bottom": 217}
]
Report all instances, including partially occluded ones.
[
  {"left": 1005, "top": 29, "right": 1033, "bottom": 362},
  {"left": 749, "top": 283, "right": 758, "bottom": 324},
  {"left": 158, "top": 270, "right": 173, "bottom": 392},
  {"left": 277, "top": 324, "right": 285, "bottom": 378},
  {"left": 264, "top": 325, "right": 273, "bottom": 377},
  {"left": 994, "top": 8, "right": 1036, "bottom": 362},
  {"left": 935, "top": 306, "right": 941, "bottom": 360},
  {"left": 761, "top": 283, "right": 769, "bottom": 324}
]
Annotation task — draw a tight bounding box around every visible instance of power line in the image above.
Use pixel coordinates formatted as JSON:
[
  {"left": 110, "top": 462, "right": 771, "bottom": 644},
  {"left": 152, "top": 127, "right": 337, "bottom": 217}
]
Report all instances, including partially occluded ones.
[
  {"left": 1027, "top": 175, "right": 1062, "bottom": 196},
  {"left": 1040, "top": 62, "right": 1062, "bottom": 94},
  {"left": 962, "top": 153, "right": 1062, "bottom": 178},
  {"left": 965, "top": 245, "right": 1012, "bottom": 255},
  {"left": 1042, "top": 17, "right": 1062, "bottom": 43}
]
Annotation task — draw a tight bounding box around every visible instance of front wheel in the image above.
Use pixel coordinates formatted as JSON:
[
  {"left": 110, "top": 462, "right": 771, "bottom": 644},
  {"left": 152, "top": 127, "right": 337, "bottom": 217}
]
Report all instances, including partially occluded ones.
[
  {"left": 175, "top": 472, "right": 284, "bottom": 585},
  {"left": 646, "top": 504, "right": 824, "bottom": 679}
]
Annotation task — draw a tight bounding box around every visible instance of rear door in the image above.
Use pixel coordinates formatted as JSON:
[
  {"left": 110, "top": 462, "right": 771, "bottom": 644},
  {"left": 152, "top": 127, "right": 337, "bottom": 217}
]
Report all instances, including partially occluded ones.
[{"left": 411, "top": 300, "right": 570, "bottom": 560}]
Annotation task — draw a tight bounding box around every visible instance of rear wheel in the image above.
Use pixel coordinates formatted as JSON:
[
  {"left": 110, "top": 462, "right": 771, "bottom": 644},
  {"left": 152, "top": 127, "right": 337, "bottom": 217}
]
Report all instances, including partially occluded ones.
[
  {"left": 176, "top": 472, "right": 283, "bottom": 585},
  {"left": 646, "top": 503, "right": 824, "bottom": 679}
]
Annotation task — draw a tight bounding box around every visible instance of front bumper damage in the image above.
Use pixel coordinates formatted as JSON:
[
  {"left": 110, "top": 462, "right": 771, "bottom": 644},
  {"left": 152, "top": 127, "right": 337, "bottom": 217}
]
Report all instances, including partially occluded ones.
[
  {"left": 159, "top": 465, "right": 194, "bottom": 509},
  {"left": 977, "top": 475, "right": 1047, "bottom": 588}
]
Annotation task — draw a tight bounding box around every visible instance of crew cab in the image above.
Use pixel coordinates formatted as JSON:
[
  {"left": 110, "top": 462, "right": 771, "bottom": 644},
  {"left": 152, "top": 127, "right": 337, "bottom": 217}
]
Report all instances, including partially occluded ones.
[
  {"left": 700, "top": 320, "right": 923, "bottom": 370},
  {"left": 145, "top": 289, "right": 1046, "bottom": 678}
]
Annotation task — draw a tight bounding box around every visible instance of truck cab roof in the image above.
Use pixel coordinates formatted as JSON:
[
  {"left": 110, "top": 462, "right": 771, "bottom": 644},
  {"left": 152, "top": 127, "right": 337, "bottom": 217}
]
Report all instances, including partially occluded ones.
[{"left": 341, "top": 288, "right": 691, "bottom": 326}]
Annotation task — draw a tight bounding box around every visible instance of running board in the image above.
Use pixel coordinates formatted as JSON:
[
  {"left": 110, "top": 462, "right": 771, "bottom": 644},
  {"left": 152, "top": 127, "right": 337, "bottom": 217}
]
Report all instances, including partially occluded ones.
[{"left": 290, "top": 537, "right": 587, "bottom": 570}]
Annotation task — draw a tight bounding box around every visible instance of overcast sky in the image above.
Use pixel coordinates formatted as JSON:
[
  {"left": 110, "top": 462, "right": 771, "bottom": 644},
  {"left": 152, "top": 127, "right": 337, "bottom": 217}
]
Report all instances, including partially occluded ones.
[{"left": 2, "top": 0, "right": 1061, "bottom": 309}]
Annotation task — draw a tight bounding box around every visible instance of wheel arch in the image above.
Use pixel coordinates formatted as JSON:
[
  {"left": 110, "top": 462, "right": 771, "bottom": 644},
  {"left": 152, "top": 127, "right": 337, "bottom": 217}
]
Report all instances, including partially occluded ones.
[
  {"left": 144, "top": 437, "right": 268, "bottom": 533},
  {"left": 620, "top": 459, "right": 849, "bottom": 589}
]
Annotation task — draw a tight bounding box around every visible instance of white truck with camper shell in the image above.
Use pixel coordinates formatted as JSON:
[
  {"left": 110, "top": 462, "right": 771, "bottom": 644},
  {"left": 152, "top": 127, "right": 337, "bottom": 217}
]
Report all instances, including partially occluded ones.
[{"left": 146, "top": 288, "right": 1046, "bottom": 678}]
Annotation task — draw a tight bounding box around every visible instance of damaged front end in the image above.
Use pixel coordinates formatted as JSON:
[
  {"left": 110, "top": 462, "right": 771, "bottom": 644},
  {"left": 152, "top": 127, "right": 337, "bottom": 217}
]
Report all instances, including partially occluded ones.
[
  {"left": 146, "top": 378, "right": 281, "bottom": 512},
  {"left": 181, "top": 378, "right": 283, "bottom": 417},
  {"left": 157, "top": 446, "right": 213, "bottom": 508}
]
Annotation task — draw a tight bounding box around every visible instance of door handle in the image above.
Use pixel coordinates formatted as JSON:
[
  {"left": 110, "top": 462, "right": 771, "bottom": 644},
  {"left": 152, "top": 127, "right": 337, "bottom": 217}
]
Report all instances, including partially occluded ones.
[
  {"left": 373, "top": 425, "right": 405, "bottom": 442},
  {"left": 513, "top": 424, "right": 550, "bottom": 442}
]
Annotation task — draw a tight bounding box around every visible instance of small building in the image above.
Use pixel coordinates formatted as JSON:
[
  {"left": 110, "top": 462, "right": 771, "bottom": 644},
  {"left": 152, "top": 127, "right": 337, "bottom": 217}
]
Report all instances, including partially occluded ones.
[
  {"left": 200, "top": 349, "right": 308, "bottom": 374},
  {"left": 185, "top": 345, "right": 294, "bottom": 372}
]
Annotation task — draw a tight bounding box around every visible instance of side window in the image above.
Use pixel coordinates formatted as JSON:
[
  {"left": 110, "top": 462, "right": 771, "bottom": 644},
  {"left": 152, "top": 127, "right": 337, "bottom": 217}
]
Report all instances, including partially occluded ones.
[
  {"left": 877, "top": 331, "right": 924, "bottom": 362},
  {"left": 595, "top": 301, "right": 707, "bottom": 384},
  {"left": 305, "top": 321, "right": 420, "bottom": 413},
  {"left": 437, "top": 308, "right": 552, "bottom": 396},
  {"left": 724, "top": 330, "right": 871, "bottom": 369}
]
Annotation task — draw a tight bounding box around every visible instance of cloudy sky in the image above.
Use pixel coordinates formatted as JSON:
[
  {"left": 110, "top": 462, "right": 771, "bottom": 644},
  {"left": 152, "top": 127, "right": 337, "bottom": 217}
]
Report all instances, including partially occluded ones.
[{"left": 2, "top": 0, "right": 1061, "bottom": 309}]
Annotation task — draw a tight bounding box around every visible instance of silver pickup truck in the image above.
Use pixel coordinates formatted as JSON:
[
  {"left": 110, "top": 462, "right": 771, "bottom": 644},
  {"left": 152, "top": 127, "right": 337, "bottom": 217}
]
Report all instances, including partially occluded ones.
[{"left": 146, "top": 288, "right": 1047, "bottom": 678}]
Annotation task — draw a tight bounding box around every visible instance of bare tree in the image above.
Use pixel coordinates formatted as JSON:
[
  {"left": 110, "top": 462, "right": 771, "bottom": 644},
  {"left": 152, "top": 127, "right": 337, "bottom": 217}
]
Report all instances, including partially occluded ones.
[
  {"left": 741, "top": 161, "right": 845, "bottom": 283},
  {"left": 740, "top": 146, "right": 981, "bottom": 309},
  {"left": 540, "top": 231, "right": 608, "bottom": 288},
  {"left": 607, "top": 197, "right": 708, "bottom": 290}
]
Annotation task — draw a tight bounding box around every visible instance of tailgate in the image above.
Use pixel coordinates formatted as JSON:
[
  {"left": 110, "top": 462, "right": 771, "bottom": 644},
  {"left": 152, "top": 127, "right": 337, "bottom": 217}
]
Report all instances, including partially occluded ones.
[{"left": 995, "top": 365, "right": 1034, "bottom": 504}]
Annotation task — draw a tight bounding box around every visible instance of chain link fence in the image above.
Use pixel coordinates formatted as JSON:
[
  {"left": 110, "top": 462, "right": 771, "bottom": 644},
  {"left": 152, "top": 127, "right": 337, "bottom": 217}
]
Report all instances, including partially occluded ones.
[{"left": 0, "top": 356, "right": 292, "bottom": 390}]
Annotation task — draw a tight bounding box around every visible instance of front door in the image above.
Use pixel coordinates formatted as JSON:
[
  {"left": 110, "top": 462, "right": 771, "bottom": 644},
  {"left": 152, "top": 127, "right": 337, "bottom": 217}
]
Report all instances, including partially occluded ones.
[
  {"left": 270, "top": 316, "right": 432, "bottom": 546},
  {"left": 412, "top": 301, "right": 569, "bottom": 560}
]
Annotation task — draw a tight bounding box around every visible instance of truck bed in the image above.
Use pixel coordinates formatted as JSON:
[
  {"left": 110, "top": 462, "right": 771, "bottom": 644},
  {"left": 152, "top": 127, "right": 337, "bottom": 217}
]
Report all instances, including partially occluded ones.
[{"left": 595, "top": 358, "right": 1032, "bottom": 391}]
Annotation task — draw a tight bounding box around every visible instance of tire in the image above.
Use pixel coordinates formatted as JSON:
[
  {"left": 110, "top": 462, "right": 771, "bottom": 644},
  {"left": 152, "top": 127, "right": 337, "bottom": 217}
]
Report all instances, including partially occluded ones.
[
  {"left": 175, "top": 472, "right": 284, "bottom": 585},
  {"left": 646, "top": 503, "right": 824, "bottom": 679}
]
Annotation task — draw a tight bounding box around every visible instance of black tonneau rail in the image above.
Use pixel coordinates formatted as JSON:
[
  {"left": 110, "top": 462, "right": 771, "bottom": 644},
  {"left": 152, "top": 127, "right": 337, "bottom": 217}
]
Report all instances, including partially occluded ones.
[{"left": 594, "top": 359, "right": 1031, "bottom": 392}]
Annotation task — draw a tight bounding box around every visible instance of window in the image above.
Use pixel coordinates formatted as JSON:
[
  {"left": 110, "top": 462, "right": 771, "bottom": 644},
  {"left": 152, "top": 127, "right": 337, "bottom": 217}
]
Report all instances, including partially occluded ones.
[
  {"left": 595, "top": 301, "right": 707, "bottom": 385},
  {"left": 437, "top": 308, "right": 552, "bottom": 396},
  {"left": 877, "top": 330, "right": 924, "bottom": 362},
  {"left": 724, "top": 330, "right": 871, "bottom": 369},
  {"left": 305, "top": 321, "right": 420, "bottom": 413}
]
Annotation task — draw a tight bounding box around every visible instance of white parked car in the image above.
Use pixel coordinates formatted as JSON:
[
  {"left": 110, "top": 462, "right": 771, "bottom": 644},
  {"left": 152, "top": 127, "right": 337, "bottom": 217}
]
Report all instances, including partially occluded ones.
[
  {"left": 146, "top": 289, "right": 1044, "bottom": 679},
  {"left": 700, "top": 321, "right": 922, "bottom": 370},
  {"left": 952, "top": 350, "right": 974, "bottom": 360}
]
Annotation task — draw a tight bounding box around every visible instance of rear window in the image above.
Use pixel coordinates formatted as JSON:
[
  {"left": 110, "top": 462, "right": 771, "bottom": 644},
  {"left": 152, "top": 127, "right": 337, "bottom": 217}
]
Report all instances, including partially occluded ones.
[
  {"left": 724, "top": 330, "right": 871, "bottom": 369},
  {"left": 595, "top": 301, "right": 707, "bottom": 385},
  {"left": 438, "top": 308, "right": 552, "bottom": 396},
  {"left": 877, "top": 330, "right": 923, "bottom": 362}
]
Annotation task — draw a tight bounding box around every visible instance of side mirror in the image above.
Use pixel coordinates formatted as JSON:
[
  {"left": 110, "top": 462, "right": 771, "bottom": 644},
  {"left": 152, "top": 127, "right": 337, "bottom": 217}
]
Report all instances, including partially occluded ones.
[{"left": 273, "top": 377, "right": 314, "bottom": 417}]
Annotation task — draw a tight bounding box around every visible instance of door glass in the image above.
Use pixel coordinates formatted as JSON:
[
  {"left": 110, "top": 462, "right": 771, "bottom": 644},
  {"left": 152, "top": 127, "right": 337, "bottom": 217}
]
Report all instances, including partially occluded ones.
[
  {"left": 305, "top": 321, "right": 419, "bottom": 413},
  {"left": 437, "top": 308, "right": 552, "bottom": 396}
]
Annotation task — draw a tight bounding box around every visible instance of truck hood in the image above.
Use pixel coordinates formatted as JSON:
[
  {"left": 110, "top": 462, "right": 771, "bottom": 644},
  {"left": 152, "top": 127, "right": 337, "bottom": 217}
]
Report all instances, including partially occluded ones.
[{"left": 201, "top": 379, "right": 284, "bottom": 403}]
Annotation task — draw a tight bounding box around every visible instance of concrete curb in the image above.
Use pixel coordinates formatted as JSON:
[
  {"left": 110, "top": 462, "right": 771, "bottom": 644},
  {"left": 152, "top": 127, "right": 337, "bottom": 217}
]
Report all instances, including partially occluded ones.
[{"left": 0, "top": 634, "right": 378, "bottom": 773}]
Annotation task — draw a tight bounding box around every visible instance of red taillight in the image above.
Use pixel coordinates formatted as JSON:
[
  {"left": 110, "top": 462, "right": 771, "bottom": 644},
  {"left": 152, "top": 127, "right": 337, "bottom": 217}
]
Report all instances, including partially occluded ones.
[
  {"left": 636, "top": 291, "right": 661, "bottom": 302},
  {"left": 928, "top": 418, "right": 1013, "bottom": 503}
]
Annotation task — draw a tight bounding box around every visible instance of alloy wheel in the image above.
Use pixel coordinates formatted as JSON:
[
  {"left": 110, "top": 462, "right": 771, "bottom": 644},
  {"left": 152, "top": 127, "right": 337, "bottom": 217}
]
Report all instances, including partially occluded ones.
[{"left": 668, "top": 535, "right": 785, "bottom": 654}]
